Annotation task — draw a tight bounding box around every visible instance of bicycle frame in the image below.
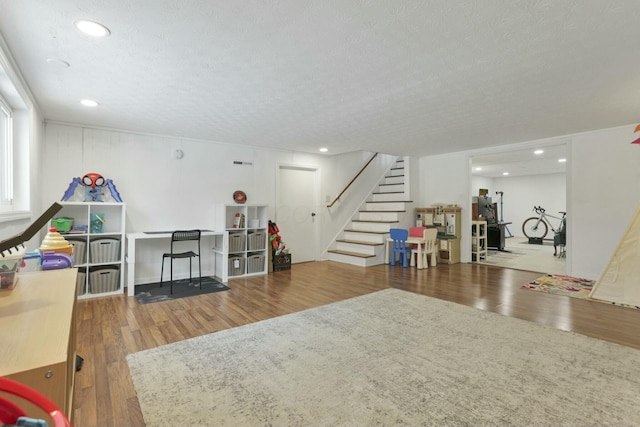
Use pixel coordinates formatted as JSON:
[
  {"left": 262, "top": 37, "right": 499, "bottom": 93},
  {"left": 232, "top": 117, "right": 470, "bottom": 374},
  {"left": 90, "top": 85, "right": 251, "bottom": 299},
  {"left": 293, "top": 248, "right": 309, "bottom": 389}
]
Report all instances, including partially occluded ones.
[
  {"left": 522, "top": 206, "right": 566, "bottom": 239},
  {"left": 538, "top": 209, "right": 564, "bottom": 233}
]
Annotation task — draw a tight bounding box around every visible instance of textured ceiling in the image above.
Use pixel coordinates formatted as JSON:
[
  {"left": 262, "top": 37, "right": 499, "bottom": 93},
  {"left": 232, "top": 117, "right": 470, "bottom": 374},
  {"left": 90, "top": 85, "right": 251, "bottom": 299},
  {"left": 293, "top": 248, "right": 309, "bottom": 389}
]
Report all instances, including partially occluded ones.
[{"left": 0, "top": 0, "right": 639, "bottom": 157}]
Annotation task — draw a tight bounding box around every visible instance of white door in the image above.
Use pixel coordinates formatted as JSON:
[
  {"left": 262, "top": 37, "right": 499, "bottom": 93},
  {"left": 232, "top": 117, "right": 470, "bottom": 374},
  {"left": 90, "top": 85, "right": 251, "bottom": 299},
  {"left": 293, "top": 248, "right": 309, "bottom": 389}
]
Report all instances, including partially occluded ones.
[{"left": 276, "top": 165, "right": 319, "bottom": 263}]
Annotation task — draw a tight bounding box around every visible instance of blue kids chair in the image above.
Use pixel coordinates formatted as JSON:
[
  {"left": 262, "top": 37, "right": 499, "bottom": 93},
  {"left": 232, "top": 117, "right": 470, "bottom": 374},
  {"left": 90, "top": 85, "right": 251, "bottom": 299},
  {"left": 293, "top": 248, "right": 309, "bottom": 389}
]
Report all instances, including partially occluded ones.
[{"left": 389, "top": 228, "right": 412, "bottom": 268}]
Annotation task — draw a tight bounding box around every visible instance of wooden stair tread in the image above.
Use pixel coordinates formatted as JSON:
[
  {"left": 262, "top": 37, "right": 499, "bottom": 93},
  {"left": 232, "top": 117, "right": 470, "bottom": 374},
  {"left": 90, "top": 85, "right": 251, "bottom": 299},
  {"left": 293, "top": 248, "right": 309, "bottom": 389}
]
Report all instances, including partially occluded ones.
[
  {"left": 327, "top": 249, "right": 375, "bottom": 258},
  {"left": 344, "top": 229, "right": 389, "bottom": 234},
  {"left": 336, "top": 239, "right": 383, "bottom": 246},
  {"left": 352, "top": 219, "right": 399, "bottom": 224},
  {"left": 366, "top": 200, "right": 413, "bottom": 203}
]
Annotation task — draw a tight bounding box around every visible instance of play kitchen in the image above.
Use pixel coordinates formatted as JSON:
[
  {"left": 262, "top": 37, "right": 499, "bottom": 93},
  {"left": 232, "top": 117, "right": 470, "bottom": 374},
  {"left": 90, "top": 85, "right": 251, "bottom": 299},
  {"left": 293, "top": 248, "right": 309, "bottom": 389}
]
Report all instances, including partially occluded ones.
[{"left": 414, "top": 205, "right": 461, "bottom": 264}]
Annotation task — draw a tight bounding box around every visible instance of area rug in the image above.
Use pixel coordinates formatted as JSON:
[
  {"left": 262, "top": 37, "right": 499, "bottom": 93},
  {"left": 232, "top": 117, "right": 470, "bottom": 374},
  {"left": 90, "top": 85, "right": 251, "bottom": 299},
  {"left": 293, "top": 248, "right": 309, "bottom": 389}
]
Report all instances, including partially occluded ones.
[
  {"left": 126, "top": 288, "right": 640, "bottom": 426},
  {"left": 134, "top": 276, "right": 229, "bottom": 304},
  {"left": 521, "top": 274, "right": 595, "bottom": 299}
]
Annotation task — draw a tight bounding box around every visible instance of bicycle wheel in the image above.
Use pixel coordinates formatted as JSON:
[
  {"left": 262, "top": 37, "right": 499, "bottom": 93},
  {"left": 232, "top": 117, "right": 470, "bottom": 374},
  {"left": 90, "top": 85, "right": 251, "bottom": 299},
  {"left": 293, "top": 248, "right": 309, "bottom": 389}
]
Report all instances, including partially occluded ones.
[{"left": 522, "top": 217, "right": 548, "bottom": 239}]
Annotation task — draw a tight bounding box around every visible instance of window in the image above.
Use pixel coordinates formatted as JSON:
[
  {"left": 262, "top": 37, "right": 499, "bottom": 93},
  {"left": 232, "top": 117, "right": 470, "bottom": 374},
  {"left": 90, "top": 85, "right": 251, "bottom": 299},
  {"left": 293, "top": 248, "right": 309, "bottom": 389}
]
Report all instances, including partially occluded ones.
[{"left": 0, "top": 95, "right": 13, "bottom": 210}]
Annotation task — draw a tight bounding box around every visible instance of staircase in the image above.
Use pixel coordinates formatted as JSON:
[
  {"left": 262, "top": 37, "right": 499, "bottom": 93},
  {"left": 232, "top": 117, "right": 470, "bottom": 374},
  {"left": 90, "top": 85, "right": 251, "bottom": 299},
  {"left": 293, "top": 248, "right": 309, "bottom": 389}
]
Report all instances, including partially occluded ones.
[{"left": 327, "top": 159, "right": 413, "bottom": 267}]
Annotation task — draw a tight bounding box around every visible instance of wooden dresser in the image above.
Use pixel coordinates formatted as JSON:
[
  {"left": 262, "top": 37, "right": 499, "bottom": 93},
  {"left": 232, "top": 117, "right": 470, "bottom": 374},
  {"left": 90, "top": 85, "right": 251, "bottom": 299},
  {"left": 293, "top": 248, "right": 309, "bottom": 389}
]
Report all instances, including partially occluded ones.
[{"left": 0, "top": 268, "right": 78, "bottom": 424}]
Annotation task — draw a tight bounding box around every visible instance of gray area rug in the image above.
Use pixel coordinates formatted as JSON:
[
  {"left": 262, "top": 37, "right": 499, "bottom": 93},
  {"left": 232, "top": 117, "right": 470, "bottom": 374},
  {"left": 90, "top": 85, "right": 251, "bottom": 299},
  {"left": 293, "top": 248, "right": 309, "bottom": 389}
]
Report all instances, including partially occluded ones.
[{"left": 127, "top": 289, "right": 640, "bottom": 426}]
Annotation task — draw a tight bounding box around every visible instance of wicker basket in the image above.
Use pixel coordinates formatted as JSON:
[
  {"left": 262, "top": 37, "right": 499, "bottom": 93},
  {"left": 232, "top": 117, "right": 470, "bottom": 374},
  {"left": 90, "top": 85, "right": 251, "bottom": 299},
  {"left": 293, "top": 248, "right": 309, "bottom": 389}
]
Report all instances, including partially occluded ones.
[
  {"left": 246, "top": 254, "right": 265, "bottom": 274},
  {"left": 228, "top": 256, "right": 245, "bottom": 276},
  {"left": 247, "top": 232, "right": 266, "bottom": 251},
  {"left": 67, "top": 238, "right": 87, "bottom": 265},
  {"left": 76, "top": 267, "right": 87, "bottom": 296},
  {"left": 90, "top": 238, "right": 120, "bottom": 263},
  {"left": 228, "top": 234, "right": 246, "bottom": 253},
  {"left": 89, "top": 266, "right": 119, "bottom": 293}
]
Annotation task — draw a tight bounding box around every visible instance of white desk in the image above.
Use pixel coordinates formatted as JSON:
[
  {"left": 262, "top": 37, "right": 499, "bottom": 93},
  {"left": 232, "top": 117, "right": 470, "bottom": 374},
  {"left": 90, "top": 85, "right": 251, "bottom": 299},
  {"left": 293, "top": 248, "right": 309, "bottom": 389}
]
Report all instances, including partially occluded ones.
[
  {"left": 385, "top": 236, "right": 436, "bottom": 269},
  {"left": 126, "top": 231, "right": 228, "bottom": 296}
]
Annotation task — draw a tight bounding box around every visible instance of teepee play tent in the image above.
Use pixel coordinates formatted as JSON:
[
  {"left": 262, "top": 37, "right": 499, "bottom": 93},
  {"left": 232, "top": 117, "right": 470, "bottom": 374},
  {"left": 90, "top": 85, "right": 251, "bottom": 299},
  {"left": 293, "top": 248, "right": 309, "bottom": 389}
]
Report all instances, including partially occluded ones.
[{"left": 589, "top": 206, "right": 640, "bottom": 307}]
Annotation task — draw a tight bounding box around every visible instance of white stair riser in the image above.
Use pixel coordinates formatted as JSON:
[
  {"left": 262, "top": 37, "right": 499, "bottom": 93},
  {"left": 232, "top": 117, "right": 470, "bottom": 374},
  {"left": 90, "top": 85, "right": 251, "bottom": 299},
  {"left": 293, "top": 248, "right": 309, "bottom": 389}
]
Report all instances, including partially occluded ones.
[
  {"left": 365, "top": 201, "right": 407, "bottom": 210},
  {"left": 384, "top": 176, "right": 404, "bottom": 185},
  {"left": 370, "top": 193, "right": 407, "bottom": 202},
  {"left": 343, "top": 231, "right": 386, "bottom": 243},
  {"left": 358, "top": 211, "right": 400, "bottom": 221},
  {"left": 327, "top": 252, "right": 386, "bottom": 267},
  {"left": 351, "top": 221, "right": 393, "bottom": 232},
  {"left": 335, "top": 242, "right": 377, "bottom": 255},
  {"left": 378, "top": 184, "right": 404, "bottom": 193},
  {"left": 389, "top": 168, "right": 404, "bottom": 177}
]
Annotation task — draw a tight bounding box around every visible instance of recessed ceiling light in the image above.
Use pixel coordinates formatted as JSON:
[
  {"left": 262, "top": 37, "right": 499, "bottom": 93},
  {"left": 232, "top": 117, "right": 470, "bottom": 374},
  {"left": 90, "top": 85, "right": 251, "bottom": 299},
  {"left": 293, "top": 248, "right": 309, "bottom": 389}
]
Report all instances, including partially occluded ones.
[
  {"left": 534, "top": 149, "right": 544, "bottom": 155},
  {"left": 319, "top": 147, "right": 328, "bottom": 153},
  {"left": 80, "top": 99, "right": 99, "bottom": 107},
  {"left": 74, "top": 20, "right": 111, "bottom": 37},
  {"left": 502, "top": 172, "right": 509, "bottom": 176},
  {"left": 558, "top": 158, "right": 567, "bottom": 163},
  {"left": 474, "top": 167, "right": 482, "bottom": 171}
]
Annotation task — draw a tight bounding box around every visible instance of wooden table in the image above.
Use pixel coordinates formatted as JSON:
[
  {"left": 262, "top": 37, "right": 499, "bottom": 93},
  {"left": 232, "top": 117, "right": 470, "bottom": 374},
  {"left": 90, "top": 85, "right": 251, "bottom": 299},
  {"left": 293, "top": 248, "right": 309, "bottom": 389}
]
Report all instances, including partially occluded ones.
[
  {"left": 385, "top": 236, "right": 434, "bottom": 269},
  {"left": 0, "top": 268, "right": 77, "bottom": 425}
]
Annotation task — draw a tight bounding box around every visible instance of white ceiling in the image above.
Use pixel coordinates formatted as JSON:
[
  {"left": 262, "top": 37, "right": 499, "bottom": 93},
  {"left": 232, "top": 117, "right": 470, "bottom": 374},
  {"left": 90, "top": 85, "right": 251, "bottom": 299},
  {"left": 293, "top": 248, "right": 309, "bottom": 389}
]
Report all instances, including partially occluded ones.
[
  {"left": 471, "top": 141, "right": 567, "bottom": 178},
  {"left": 0, "top": 1, "right": 639, "bottom": 157}
]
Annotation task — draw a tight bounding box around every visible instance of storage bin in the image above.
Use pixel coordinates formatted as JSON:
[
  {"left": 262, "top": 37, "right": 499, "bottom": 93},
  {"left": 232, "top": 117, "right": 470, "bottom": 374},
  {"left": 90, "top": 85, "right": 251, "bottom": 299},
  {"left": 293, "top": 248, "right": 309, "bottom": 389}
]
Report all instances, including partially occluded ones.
[
  {"left": 90, "top": 213, "right": 105, "bottom": 233},
  {"left": 67, "top": 238, "right": 87, "bottom": 265},
  {"left": 272, "top": 253, "right": 291, "bottom": 272},
  {"left": 51, "top": 217, "right": 74, "bottom": 232},
  {"left": 229, "top": 234, "right": 246, "bottom": 253},
  {"left": 89, "top": 266, "right": 119, "bottom": 293},
  {"left": 90, "top": 238, "right": 120, "bottom": 263},
  {"left": 76, "top": 267, "right": 86, "bottom": 296},
  {"left": 247, "top": 231, "right": 266, "bottom": 251},
  {"left": 247, "top": 254, "right": 265, "bottom": 274},
  {"left": 0, "top": 259, "right": 20, "bottom": 290},
  {"left": 0, "top": 247, "right": 25, "bottom": 290},
  {"left": 228, "top": 256, "right": 245, "bottom": 276}
]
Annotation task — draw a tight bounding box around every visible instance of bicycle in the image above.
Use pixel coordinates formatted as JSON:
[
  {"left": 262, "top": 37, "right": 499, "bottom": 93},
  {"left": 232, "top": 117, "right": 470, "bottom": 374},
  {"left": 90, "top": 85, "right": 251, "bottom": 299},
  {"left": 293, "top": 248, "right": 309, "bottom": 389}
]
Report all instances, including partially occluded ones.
[{"left": 522, "top": 206, "right": 566, "bottom": 239}]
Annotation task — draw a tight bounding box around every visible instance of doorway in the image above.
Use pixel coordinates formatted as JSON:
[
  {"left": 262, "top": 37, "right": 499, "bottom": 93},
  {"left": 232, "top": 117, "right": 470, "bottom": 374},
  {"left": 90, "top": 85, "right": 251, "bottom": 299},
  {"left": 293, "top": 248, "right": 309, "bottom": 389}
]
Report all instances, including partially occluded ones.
[
  {"left": 470, "top": 141, "right": 568, "bottom": 274},
  {"left": 276, "top": 164, "right": 320, "bottom": 263}
]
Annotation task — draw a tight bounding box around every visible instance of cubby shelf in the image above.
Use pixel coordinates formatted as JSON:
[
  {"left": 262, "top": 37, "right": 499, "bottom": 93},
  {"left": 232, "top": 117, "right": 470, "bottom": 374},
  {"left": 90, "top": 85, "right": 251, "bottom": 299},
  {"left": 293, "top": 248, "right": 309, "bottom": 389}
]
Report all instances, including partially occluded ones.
[
  {"left": 57, "top": 202, "right": 125, "bottom": 299},
  {"left": 214, "top": 204, "right": 269, "bottom": 278},
  {"left": 471, "top": 220, "right": 488, "bottom": 262}
]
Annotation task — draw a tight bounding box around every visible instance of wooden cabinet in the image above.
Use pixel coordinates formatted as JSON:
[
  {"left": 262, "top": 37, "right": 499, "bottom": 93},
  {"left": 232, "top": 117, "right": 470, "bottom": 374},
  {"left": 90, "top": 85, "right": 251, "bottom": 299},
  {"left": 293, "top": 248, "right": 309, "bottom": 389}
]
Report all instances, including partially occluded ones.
[
  {"left": 0, "top": 269, "right": 77, "bottom": 425},
  {"left": 214, "top": 204, "right": 269, "bottom": 278},
  {"left": 57, "top": 202, "right": 126, "bottom": 298},
  {"left": 471, "top": 220, "right": 488, "bottom": 262}
]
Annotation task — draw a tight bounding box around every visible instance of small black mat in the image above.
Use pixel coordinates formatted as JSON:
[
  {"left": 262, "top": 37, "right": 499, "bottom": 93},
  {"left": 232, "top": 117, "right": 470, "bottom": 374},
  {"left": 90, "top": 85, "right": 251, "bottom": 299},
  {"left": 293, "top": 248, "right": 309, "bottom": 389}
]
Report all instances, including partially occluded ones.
[{"left": 134, "top": 276, "right": 230, "bottom": 304}]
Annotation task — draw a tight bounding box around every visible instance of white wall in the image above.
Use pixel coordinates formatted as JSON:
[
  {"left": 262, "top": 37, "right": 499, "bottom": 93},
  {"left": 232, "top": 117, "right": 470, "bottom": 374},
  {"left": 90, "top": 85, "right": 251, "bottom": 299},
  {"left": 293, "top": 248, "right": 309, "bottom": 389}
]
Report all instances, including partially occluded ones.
[
  {"left": 41, "top": 123, "right": 392, "bottom": 266},
  {"left": 419, "top": 151, "right": 471, "bottom": 262},
  {"left": 421, "top": 124, "right": 640, "bottom": 279},
  {"left": 570, "top": 125, "right": 640, "bottom": 278}
]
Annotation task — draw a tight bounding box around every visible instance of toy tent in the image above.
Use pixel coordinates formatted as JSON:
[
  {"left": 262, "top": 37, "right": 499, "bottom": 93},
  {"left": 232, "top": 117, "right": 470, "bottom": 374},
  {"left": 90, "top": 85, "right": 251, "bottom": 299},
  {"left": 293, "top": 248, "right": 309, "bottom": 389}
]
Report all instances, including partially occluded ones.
[{"left": 589, "top": 206, "right": 640, "bottom": 307}]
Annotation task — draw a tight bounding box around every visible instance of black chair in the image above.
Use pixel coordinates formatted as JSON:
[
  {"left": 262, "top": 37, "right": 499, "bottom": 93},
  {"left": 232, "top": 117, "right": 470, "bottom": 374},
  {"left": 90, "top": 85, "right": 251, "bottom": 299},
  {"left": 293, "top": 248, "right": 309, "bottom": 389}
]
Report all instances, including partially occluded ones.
[{"left": 160, "top": 230, "right": 202, "bottom": 294}]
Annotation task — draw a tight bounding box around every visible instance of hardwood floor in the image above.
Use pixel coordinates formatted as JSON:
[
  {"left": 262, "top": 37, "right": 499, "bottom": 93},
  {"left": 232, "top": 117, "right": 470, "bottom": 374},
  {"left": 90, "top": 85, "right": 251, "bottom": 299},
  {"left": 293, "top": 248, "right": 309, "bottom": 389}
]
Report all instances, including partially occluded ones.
[{"left": 72, "top": 261, "right": 640, "bottom": 427}]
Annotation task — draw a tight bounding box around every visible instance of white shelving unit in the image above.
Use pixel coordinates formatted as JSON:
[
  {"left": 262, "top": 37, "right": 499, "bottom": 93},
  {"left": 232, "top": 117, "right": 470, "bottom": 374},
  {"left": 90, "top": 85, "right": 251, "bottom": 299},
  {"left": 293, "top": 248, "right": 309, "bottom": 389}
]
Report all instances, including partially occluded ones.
[
  {"left": 471, "top": 220, "right": 487, "bottom": 262},
  {"left": 214, "top": 204, "right": 269, "bottom": 278},
  {"left": 56, "top": 202, "right": 126, "bottom": 299}
]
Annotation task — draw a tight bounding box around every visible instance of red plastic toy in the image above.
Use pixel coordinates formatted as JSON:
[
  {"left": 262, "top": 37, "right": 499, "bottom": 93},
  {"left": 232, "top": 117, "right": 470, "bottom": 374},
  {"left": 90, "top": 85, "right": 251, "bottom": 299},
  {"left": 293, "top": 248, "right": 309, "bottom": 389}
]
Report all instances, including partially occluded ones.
[{"left": 0, "top": 377, "right": 71, "bottom": 427}]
